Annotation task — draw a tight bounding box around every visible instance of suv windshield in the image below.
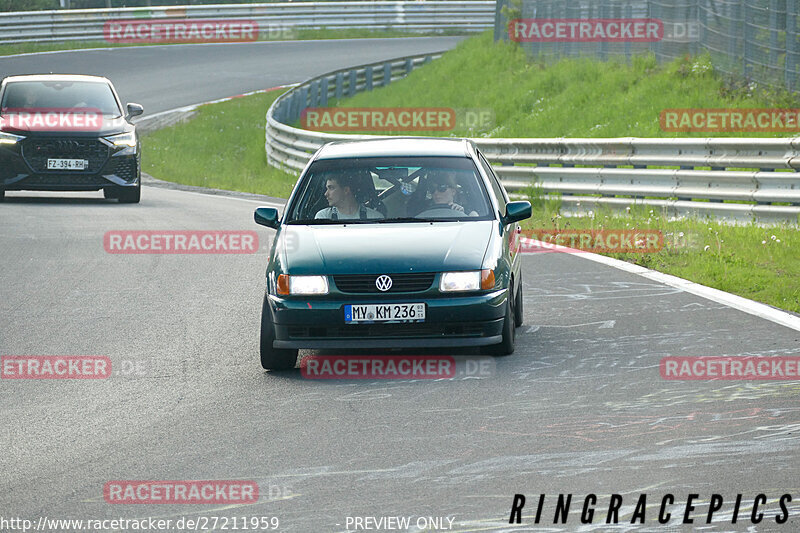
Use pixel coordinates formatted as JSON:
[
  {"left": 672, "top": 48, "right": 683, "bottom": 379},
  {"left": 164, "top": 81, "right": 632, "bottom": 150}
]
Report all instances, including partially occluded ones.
[
  {"left": 1, "top": 81, "right": 121, "bottom": 116},
  {"left": 286, "top": 156, "right": 493, "bottom": 224}
]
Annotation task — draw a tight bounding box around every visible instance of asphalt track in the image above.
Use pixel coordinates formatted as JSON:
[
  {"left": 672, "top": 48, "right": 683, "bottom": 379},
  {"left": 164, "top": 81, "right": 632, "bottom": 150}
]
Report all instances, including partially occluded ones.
[{"left": 2, "top": 39, "right": 800, "bottom": 533}]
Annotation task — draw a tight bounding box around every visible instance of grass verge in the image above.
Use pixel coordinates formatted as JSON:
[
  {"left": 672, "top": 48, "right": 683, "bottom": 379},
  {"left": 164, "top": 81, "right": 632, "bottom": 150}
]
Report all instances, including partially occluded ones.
[
  {"left": 520, "top": 189, "right": 799, "bottom": 313},
  {"left": 141, "top": 89, "right": 297, "bottom": 199}
]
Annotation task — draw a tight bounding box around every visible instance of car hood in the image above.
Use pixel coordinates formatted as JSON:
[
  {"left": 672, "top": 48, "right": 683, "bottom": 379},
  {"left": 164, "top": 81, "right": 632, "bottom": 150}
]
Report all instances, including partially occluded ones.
[{"left": 280, "top": 221, "right": 494, "bottom": 275}]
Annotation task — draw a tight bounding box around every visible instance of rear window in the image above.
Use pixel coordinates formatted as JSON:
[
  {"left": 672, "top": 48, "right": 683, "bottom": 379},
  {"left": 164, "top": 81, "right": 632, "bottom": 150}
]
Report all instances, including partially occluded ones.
[{"left": 1, "top": 81, "right": 121, "bottom": 116}]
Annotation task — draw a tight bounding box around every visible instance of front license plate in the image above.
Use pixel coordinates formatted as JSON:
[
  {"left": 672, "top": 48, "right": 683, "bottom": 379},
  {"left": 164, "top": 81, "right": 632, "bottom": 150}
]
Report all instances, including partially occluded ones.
[
  {"left": 47, "top": 158, "right": 88, "bottom": 170},
  {"left": 345, "top": 303, "right": 425, "bottom": 323}
]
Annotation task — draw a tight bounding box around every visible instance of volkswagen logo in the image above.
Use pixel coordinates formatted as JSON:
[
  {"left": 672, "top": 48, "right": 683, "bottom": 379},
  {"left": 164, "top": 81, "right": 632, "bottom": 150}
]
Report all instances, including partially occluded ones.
[{"left": 375, "top": 275, "right": 393, "bottom": 292}]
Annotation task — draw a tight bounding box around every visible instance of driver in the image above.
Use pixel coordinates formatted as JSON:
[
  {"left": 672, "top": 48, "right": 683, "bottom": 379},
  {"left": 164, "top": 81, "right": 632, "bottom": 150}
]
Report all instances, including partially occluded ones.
[
  {"left": 417, "top": 170, "right": 478, "bottom": 217},
  {"left": 315, "top": 171, "right": 383, "bottom": 220}
]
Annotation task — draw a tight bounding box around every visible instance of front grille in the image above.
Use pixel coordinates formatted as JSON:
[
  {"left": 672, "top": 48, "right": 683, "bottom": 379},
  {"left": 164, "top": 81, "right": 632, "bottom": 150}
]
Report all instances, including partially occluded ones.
[
  {"left": 333, "top": 273, "right": 436, "bottom": 294},
  {"left": 107, "top": 157, "right": 138, "bottom": 182},
  {"left": 21, "top": 138, "right": 109, "bottom": 173},
  {"left": 21, "top": 174, "right": 111, "bottom": 186}
]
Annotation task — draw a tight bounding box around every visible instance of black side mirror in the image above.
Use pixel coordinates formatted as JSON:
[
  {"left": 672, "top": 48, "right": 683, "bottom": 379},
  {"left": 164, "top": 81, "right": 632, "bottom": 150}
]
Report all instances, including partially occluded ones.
[
  {"left": 254, "top": 207, "right": 281, "bottom": 229},
  {"left": 503, "top": 201, "right": 532, "bottom": 225},
  {"left": 126, "top": 103, "right": 144, "bottom": 119}
]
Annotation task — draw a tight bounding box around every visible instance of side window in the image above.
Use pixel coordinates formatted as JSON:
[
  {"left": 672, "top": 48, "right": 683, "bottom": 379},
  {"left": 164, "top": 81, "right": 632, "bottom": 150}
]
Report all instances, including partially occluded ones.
[{"left": 478, "top": 153, "right": 507, "bottom": 212}]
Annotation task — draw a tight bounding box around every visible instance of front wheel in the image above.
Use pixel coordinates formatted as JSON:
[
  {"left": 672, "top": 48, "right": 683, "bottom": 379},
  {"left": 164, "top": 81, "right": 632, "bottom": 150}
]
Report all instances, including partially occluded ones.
[
  {"left": 260, "top": 296, "right": 298, "bottom": 370},
  {"left": 481, "top": 291, "right": 515, "bottom": 356}
]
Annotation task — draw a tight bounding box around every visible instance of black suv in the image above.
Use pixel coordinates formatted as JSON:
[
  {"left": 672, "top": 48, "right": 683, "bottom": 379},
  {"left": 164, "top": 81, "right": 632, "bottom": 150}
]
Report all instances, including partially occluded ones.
[{"left": 0, "top": 74, "right": 143, "bottom": 203}]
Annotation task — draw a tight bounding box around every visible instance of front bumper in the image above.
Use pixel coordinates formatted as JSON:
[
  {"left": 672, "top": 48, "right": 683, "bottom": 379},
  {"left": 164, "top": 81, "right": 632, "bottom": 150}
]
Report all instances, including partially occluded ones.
[
  {"left": 0, "top": 139, "right": 139, "bottom": 192},
  {"left": 268, "top": 289, "right": 508, "bottom": 349}
]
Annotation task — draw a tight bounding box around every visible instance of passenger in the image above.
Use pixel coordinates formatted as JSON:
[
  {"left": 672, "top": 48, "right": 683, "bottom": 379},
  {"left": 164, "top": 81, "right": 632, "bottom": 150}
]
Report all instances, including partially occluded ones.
[
  {"left": 417, "top": 170, "right": 478, "bottom": 217},
  {"left": 315, "top": 172, "right": 383, "bottom": 220}
]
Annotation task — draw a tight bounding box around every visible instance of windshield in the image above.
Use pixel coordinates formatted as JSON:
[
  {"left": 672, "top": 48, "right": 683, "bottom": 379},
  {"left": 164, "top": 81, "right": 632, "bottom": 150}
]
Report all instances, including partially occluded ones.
[
  {"left": 1, "top": 81, "right": 121, "bottom": 116},
  {"left": 286, "top": 156, "right": 494, "bottom": 224}
]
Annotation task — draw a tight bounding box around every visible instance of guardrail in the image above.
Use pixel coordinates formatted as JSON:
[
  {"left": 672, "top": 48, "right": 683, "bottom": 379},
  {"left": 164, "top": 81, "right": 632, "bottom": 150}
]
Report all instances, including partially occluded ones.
[
  {"left": 265, "top": 55, "right": 800, "bottom": 225},
  {"left": 0, "top": 1, "right": 494, "bottom": 44}
]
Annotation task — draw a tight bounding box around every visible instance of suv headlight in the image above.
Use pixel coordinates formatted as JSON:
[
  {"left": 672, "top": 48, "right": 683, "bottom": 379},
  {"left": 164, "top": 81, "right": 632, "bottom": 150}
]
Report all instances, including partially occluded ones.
[
  {"left": 104, "top": 131, "right": 137, "bottom": 148},
  {"left": 277, "top": 274, "right": 329, "bottom": 295},
  {"left": 440, "top": 270, "right": 495, "bottom": 292},
  {"left": 0, "top": 130, "right": 24, "bottom": 145}
]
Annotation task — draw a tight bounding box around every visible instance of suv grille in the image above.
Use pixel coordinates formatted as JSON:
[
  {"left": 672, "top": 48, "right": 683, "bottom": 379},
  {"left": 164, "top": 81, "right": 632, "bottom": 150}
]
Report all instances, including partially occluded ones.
[
  {"left": 333, "top": 273, "right": 435, "bottom": 294},
  {"left": 21, "top": 139, "right": 109, "bottom": 173}
]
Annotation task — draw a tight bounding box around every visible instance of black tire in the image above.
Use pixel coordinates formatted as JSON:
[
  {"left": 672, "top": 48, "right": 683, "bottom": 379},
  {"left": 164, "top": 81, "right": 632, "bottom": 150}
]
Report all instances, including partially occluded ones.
[
  {"left": 260, "top": 296, "right": 298, "bottom": 370},
  {"left": 117, "top": 183, "right": 140, "bottom": 204},
  {"left": 481, "top": 290, "right": 515, "bottom": 356},
  {"left": 513, "top": 275, "right": 524, "bottom": 328}
]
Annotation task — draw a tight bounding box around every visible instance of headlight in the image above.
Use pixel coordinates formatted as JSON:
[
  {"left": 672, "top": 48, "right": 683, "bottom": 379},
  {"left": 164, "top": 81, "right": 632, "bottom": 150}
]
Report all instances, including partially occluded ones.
[
  {"left": 104, "top": 132, "right": 137, "bottom": 148},
  {"left": 277, "top": 274, "right": 328, "bottom": 295},
  {"left": 0, "top": 130, "right": 24, "bottom": 145},
  {"left": 439, "top": 270, "right": 495, "bottom": 292},
  {"left": 440, "top": 271, "right": 480, "bottom": 292}
]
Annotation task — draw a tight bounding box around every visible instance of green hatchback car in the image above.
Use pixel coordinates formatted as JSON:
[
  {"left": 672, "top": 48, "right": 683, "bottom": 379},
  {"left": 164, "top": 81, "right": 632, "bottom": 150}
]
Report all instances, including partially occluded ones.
[{"left": 254, "top": 138, "right": 531, "bottom": 370}]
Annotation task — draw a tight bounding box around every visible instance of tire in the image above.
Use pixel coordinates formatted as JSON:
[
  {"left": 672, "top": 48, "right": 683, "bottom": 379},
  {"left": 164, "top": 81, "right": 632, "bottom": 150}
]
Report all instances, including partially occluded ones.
[
  {"left": 513, "top": 275, "right": 524, "bottom": 328},
  {"left": 481, "top": 289, "right": 515, "bottom": 356},
  {"left": 117, "top": 183, "right": 140, "bottom": 204},
  {"left": 260, "top": 296, "right": 298, "bottom": 370}
]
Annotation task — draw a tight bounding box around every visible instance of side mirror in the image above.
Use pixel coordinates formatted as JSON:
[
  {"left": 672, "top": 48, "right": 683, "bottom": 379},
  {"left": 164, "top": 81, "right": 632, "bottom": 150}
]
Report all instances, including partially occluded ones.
[
  {"left": 254, "top": 207, "right": 280, "bottom": 229},
  {"left": 126, "top": 103, "right": 144, "bottom": 119},
  {"left": 502, "top": 201, "right": 532, "bottom": 225}
]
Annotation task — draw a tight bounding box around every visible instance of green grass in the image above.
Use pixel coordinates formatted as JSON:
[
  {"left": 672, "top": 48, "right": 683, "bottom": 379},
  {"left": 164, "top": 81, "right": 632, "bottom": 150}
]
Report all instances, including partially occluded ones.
[
  {"left": 141, "top": 89, "right": 297, "bottom": 198},
  {"left": 519, "top": 189, "right": 800, "bottom": 313},
  {"left": 319, "top": 31, "right": 800, "bottom": 138},
  {"left": 0, "top": 29, "right": 462, "bottom": 57}
]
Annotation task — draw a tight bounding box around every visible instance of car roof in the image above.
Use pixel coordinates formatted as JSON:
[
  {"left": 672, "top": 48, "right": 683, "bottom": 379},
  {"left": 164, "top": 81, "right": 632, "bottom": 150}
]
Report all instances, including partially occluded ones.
[
  {"left": 2, "top": 74, "right": 112, "bottom": 85},
  {"left": 315, "top": 137, "right": 473, "bottom": 160}
]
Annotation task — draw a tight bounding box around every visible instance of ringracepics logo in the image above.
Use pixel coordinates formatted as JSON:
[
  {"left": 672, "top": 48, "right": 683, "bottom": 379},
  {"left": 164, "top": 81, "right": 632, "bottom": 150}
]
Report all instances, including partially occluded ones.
[
  {"left": 103, "top": 230, "right": 259, "bottom": 254},
  {"left": 1, "top": 356, "right": 111, "bottom": 379},
  {"left": 0, "top": 108, "right": 103, "bottom": 132},
  {"left": 104, "top": 19, "right": 258, "bottom": 43},
  {"left": 661, "top": 108, "right": 800, "bottom": 132},
  {"left": 518, "top": 229, "right": 663, "bottom": 254},
  {"left": 509, "top": 18, "right": 663, "bottom": 42},
  {"left": 509, "top": 493, "right": 793, "bottom": 526},
  {"left": 103, "top": 480, "right": 258, "bottom": 504},
  {"left": 661, "top": 356, "right": 800, "bottom": 380}
]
